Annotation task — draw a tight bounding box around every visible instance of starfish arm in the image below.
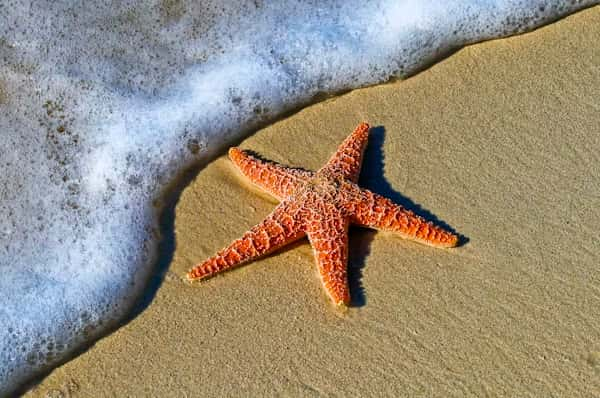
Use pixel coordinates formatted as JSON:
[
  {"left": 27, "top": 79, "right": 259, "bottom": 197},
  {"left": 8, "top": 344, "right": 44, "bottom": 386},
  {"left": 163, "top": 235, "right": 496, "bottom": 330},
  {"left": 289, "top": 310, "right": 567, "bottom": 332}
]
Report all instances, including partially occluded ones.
[
  {"left": 321, "top": 122, "right": 370, "bottom": 182},
  {"left": 305, "top": 206, "right": 351, "bottom": 306},
  {"left": 348, "top": 187, "right": 458, "bottom": 248},
  {"left": 187, "top": 200, "right": 305, "bottom": 281},
  {"left": 229, "top": 147, "right": 315, "bottom": 200}
]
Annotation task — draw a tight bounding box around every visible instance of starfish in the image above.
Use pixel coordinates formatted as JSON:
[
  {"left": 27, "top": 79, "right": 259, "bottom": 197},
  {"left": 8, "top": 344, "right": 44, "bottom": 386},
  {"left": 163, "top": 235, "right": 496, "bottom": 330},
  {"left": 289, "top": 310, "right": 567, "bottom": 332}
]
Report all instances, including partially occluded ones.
[{"left": 188, "top": 122, "right": 458, "bottom": 308}]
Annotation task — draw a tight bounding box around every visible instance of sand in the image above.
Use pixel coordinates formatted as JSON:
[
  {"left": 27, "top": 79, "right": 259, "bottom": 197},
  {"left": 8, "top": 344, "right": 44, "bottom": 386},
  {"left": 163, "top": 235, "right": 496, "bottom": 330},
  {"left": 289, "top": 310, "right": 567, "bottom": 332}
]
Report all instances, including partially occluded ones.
[{"left": 26, "top": 6, "right": 600, "bottom": 397}]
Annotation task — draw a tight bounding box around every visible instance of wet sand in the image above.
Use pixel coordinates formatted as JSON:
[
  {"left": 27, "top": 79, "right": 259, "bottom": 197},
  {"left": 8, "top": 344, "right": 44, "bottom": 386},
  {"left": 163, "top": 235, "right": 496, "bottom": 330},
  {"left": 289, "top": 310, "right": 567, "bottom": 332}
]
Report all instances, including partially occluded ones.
[{"left": 27, "top": 6, "right": 600, "bottom": 397}]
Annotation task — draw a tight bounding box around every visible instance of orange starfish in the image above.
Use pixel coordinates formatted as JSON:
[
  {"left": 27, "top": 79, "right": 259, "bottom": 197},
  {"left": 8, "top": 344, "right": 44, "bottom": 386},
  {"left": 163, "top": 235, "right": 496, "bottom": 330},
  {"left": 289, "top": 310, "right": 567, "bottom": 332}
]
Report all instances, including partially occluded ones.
[{"left": 188, "top": 123, "right": 458, "bottom": 308}]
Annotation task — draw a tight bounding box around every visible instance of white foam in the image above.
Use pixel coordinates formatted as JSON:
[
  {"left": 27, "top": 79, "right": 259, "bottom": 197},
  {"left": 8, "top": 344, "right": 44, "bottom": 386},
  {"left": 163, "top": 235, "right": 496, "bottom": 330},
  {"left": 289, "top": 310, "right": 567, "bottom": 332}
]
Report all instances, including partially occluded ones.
[{"left": 0, "top": 0, "right": 597, "bottom": 393}]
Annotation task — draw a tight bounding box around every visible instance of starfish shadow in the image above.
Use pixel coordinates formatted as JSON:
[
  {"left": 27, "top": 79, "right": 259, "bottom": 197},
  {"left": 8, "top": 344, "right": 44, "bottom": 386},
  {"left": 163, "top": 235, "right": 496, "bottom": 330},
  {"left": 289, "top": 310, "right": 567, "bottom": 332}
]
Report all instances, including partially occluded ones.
[
  {"left": 348, "top": 227, "right": 375, "bottom": 307},
  {"left": 359, "top": 125, "right": 467, "bottom": 244},
  {"left": 345, "top": 125, "right": 467, "bottom": 308}
]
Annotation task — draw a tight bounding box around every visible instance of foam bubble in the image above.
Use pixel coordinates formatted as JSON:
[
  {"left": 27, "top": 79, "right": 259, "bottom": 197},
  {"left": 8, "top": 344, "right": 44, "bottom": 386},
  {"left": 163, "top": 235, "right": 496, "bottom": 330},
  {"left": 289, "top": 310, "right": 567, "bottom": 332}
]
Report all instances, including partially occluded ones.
[{"left": 0, "top": 0, "right": 597, "bottom": 394}]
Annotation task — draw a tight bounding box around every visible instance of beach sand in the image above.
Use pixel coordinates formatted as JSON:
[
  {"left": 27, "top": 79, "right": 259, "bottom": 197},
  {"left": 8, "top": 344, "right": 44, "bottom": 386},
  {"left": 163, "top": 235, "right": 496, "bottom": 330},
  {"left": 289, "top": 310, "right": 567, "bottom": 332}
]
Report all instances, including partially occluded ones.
[{"left": 26, "top": 6, "right": 600, "bottom": 397}]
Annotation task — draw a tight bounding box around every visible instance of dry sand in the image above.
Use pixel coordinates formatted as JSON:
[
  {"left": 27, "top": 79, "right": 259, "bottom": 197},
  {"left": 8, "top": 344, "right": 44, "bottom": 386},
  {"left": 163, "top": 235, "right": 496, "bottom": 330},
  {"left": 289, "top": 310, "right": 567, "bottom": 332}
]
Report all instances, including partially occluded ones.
[{"left": 26, "top": 6, "right": 600, "bottom": 397}]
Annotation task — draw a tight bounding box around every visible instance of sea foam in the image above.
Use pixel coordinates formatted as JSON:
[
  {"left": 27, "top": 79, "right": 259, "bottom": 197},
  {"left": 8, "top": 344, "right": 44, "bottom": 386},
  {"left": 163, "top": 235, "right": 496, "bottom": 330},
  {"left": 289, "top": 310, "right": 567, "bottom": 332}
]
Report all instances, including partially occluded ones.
[{"left": 0, "top": 0, "right": 597, "bottom": 394}]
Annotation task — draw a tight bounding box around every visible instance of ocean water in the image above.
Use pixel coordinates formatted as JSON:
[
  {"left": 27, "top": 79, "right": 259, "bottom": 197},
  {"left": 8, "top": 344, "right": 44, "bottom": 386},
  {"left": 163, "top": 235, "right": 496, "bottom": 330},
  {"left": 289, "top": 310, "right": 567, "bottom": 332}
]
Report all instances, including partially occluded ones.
[{"left": 0, "top": 0, "right": 597, "bottom": 394}]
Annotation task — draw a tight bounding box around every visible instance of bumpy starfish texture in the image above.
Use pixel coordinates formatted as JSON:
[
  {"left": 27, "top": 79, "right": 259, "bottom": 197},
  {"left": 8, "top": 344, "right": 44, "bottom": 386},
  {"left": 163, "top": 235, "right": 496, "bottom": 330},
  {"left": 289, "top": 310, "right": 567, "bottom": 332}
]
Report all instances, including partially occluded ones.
[{"left": 188, "top": 123, "right": 458, "bottom": 307}]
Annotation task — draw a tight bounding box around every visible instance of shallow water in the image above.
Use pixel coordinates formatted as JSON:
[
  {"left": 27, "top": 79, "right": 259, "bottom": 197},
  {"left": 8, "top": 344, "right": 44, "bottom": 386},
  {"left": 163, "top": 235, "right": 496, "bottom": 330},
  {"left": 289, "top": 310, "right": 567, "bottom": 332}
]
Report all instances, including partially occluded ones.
[{"left": 0, "top": 0, "right": 598, "bottom": 394}]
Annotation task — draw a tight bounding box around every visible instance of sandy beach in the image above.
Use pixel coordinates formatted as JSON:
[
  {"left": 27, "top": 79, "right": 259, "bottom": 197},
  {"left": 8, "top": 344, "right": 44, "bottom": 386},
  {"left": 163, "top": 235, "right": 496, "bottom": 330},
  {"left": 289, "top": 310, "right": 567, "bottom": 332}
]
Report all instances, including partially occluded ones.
[{"left": 26, "top": 6, "right": 600, "bottom": 397}]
